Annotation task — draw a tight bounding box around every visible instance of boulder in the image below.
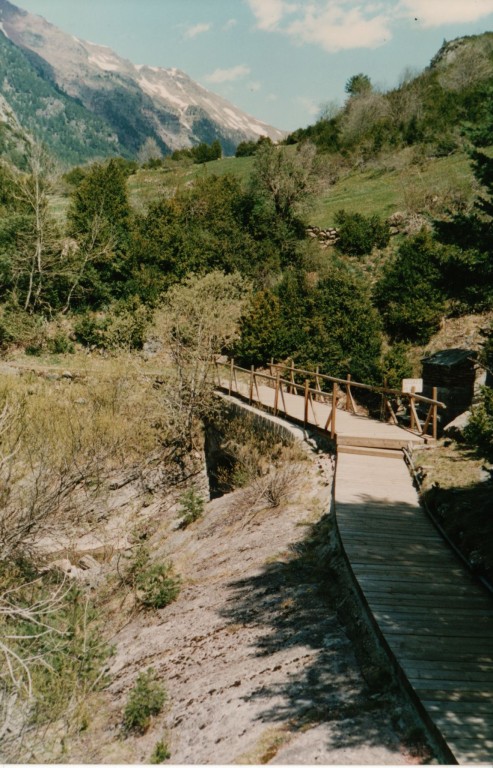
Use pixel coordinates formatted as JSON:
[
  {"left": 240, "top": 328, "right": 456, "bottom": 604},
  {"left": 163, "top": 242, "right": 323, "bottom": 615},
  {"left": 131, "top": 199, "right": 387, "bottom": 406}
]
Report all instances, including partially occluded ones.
[{"left": 443, "top": 410, "right": 471, "bottom": 441}]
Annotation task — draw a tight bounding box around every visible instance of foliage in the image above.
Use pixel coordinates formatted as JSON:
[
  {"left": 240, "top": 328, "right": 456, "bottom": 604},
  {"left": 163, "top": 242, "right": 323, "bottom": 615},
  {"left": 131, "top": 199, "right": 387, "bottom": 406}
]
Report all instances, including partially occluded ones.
[
  {"left": 124, "top": 545, "right": 180, "bottom": 610},
  {"left": 335, "top": 209, "right": 390, "bottom": 256},
  {"left": 177, "top": 488, "right": 205, "bottom": 528},
  {"left": 150, "top": 740, "right": 171, "bottom": 763},
  {"left": 382, "top": 343, "right": 414, "bottom": 389},
  {"left": 464, "top": 386, "right": 493, "bottom": 461},
  {"left": 122, "top": 669, "right": 167, "bottom": 735},
  {"left": 345, "top": 73, "right": 373, "bottom": 97},
  {"left": 0, "top": 564, "right": 110, "bottom": 748},
  {"left": 433, "top": 148, "right": 493, "bottom": 311},
  {"left": 374, "top": 231, "right": 447, "bottom": 343},
  {"left": 154, "top": 270, "right": 250, "bottom": 448},
  {"left": 66, "top": 158, "right": 133, "bottom": 305},
  {"left": 237, "top": 264, "right": 383, "bottom": 382},
  {"left": 136, "top": 562, "right": 181, "bottom": 609},
  {"left": 235, "top": 135, "right": 273, "bottom": 157},
  {"left": 73, "top": 299, "right": 151, "bottom": 350},
  {"left": 206, "top": 405, "right": 300, "bottom": 495},
  {"left": 235, "top": 289, "right": 284, "bottom": 366},
  {"left": 171, "top": 140, "right": 222, "bottom": 164}
]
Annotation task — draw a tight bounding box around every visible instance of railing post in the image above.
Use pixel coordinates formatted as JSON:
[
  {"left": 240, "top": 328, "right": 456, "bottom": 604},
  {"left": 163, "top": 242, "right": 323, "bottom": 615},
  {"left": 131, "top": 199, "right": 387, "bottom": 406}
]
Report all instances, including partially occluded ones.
[
  {"left": 381, "top": 376, "right": 387, "bottom": 421},
  {"left": 290, "top": 360, "right": 295, "bottom": 394},
  {"left": 249, "top": 365, "right": 254, "bottom": 404},
  {"left": 346, "top": 374, "right": 352, "bottom": 412},
  {"left": 433, "top": 386, "right": 438, "bottom": 440},
  {"left": 410, "top": 386, "right": 416, "bottom": 432},
  {"left": 270, "top": 357, "right": 274, "bottom": 378},
  {"left": 304, "top": 379, "right": 309, "bottom": 428},
  {"left": 274, "top": 371, "right": 280, "bottom": 415},
  {"left": 331, "top": 383, "right": 337, "bottom": 440},
  {"left": 229, "top": 357, "right": 234, "bottom": 396},
  {"left": 315, "top": 366, "right": 320, "bottom": 402}
]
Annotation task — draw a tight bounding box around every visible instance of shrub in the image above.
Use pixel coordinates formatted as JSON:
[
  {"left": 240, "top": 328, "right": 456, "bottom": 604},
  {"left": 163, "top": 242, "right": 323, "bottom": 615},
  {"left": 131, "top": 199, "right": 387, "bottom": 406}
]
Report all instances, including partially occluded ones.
[
  {"left": 123, "top": 669, "right": 167, "bottom": 735},
  {"left": 74, "top": 300, "right": 151, "bottom": 350},
  {"left": 374, "top": 230, "right": 447, "bottom": 343},
  {"left": 335, "top": 209, "right": 390, "bottom": 257},
  {"left": 48, "top": 331, "right": 75, "bottom": 354},
  {"left": 123, "top": 545, "right": 181, "bottom": 609},
  {"left": 382, "top": 343, "right": 414, "bottom": 389},
  {"left": 464, "top": 386, "right": 493, "bottom": 461},
  {"left": 150, "top": 740, "right": 171, "bottom": 763},
  {"left": 74, "top": 313, "right": 109, "bottom": 348},
  {"left": 136, "top": 562, "right": 180, "bottom": 609},
  {"left": 177, "top": 488, "right": 204, "bottom": 528}
]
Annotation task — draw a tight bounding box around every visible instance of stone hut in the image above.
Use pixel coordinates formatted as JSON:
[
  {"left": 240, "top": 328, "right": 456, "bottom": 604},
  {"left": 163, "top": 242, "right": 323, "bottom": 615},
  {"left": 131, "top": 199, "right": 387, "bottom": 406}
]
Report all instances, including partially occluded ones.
[{"left": 421, "top": 348, "right": 479, "bottom": 428}]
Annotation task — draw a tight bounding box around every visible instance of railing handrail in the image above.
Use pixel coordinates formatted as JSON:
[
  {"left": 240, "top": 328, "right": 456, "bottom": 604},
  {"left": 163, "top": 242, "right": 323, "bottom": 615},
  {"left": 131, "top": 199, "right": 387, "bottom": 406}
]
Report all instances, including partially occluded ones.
[
  {"left": 214, "top": 357, "right": 445, "bottom": 440},
  {"left": 268, "top": 361, "right": 445, "bottom": 408}
]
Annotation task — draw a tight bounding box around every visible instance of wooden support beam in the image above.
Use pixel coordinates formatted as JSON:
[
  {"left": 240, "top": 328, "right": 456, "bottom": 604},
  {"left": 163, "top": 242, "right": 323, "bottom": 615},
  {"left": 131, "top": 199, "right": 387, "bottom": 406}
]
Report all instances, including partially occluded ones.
[
  {"left": 304, "top": 379, "right": 309, "bottom": 428},
  {"left": 274, "top": 371, "right": 280, "bottom": 415}
]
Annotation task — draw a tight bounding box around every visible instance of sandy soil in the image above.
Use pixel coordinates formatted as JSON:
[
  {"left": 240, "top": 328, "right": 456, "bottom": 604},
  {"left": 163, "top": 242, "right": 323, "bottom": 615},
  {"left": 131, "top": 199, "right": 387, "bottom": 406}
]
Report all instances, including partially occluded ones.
[{"left": 66, "top": 434, "right": 429, "bottom": 765}]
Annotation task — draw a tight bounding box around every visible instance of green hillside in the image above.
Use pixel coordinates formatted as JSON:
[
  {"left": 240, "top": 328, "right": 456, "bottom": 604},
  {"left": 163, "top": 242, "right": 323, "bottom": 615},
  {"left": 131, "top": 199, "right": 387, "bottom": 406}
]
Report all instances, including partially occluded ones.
[{"left": 0, "top": 32, "right": 126, "bottom": 166}]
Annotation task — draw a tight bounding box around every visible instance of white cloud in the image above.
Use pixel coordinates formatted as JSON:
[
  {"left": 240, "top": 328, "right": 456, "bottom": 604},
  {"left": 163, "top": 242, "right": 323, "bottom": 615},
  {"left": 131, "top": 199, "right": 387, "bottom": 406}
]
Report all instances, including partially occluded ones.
[
  {"left": 246, "top": 0, "right": 296, "bottom": 31},
  {"left": 223, "top": 18, "right": 238, "bottom": 31},
  {"left": 286, "top": 5, "right": 391, "bottom": 52},
  {"left": 398, "top": 0, "right": 493, "bottom": 27},
  {"left": 246, "top": 1, "right": 391, "bottom": 50},
  {"left": 205, "top": 64, "right": 251, "bottom": 83},
  {"left": 184, "top": 22, "right": 212, "bottom": 40},
  {"left": 247, "top": 81, "right": 262, "bottom": 92},
  {"left": 246, "top": 0, "right": 493, "bottom": 53}
]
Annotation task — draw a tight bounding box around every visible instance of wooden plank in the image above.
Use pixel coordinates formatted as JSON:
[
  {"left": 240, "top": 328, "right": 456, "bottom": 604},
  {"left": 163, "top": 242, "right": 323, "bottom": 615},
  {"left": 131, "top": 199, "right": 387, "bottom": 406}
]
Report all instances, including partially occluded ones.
[
  {"left": 376, "top": 620, "right": 493, "bottom": 639},
  {"left": 406, "top": 668, "right": 493, "bottom": 684},
  {"left": 365, "top": 590, "right": 490, "bottom": 604},
  {"left": 423, "top": 700, "right": 493, "bottom": 717}
]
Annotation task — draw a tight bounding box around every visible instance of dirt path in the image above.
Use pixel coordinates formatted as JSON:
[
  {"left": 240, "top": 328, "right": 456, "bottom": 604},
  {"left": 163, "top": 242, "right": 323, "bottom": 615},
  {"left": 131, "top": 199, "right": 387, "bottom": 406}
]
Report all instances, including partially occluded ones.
[{"left": 68, "top": 437, "right": 429, "bottom": 765}]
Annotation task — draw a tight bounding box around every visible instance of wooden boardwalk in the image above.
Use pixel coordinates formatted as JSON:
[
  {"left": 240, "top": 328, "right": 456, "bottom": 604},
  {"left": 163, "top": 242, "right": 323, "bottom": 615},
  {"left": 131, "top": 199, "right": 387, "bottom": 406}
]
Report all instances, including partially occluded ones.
[{"left": 217, "top": 369, "right": 493, "bottom": 764}]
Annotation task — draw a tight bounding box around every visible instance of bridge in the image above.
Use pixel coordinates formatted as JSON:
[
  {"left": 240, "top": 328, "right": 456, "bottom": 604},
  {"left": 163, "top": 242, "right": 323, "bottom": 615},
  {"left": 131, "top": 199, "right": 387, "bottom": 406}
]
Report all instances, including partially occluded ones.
[{"left": 215, "top": 358, "right": 493, "bottom": 765}]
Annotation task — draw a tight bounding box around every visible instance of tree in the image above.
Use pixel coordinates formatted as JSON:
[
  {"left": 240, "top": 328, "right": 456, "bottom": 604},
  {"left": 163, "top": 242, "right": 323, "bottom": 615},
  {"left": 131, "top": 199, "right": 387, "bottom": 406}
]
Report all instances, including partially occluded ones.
[
  {"left": 235, "top": 289, "right": 284, "bottom": 365},
  {"left": 433, "top": 148, "right": 493, "bottom": 311},
  {"left": 0, "top": 146, "right": 69, "bottom": 313},
  {"left": 335, "top": 210, "right": 390, "bottom": 256},
  {"left": 66, "top": 158, "right": 132, "bottom": 304},
  {"left": 248, "top": 142, "right": 317, "bottom": 268},
  {"left": 374, "top": 230, "right": 447, "bottom": 343},
  {"left": 153, "top": 271, "right": 251, "bottom": 449},
  {"left": 345, "top": 73, "right": 372, "bottom": 97},
  {"left": 306, "top": 266, "right": 383, "bottom": 382}
]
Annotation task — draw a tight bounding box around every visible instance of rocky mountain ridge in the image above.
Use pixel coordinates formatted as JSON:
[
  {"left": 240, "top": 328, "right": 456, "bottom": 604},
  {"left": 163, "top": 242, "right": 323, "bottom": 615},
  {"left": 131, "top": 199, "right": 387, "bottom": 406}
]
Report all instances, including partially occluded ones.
[{"left": 0, "top": 0, "right": 284, "bottom": 165}]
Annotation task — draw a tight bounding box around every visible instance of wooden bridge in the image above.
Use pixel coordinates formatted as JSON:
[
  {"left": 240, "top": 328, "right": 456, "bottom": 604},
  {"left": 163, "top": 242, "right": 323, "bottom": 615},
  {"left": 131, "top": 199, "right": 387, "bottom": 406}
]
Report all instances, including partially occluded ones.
[{"left": 215, "top": 359, "right": 493, "bottom": 765}]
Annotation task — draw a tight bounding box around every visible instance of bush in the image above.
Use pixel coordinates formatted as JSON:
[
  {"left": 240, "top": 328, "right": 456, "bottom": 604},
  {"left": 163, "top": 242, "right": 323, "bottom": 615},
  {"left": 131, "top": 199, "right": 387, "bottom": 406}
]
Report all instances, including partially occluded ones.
[
  {"left": 382, "top": 342, "right": 414, "bottom": 389},
  {"left": 47, "top": 331, "right": 75, "bottom": 355},
  {"left": 177, "top": 488, "right": 204, "bottom": 528},
  {"left": 335, "top": 209, "right": 390, "bottom": 257},
  {"left": 125, "top": 545, "right": 181, "bottom": 610},
  {"left": 73, "top": 313, "right": 109, "bottom": 348},
  {"left": 123, "top": 669, "right": 167, "bottom": 735},
  {"left": 464, "top": 386, "right": 493, "bottom": 461},
  {"left": 374, "top": 230, "right": 447, "bottom": 343},
  {"left": 150, "top": 740, "right": 171, "bottom": 763},
  {"left": 74, "top": 300, "right": 151, "bottom": 350}
]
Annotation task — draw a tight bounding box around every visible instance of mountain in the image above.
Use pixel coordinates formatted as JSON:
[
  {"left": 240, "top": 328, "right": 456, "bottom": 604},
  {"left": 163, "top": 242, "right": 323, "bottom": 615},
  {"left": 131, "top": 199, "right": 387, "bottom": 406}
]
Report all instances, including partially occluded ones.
[{"left": 0, "top": 0, "right": 284, "bottom": 166}]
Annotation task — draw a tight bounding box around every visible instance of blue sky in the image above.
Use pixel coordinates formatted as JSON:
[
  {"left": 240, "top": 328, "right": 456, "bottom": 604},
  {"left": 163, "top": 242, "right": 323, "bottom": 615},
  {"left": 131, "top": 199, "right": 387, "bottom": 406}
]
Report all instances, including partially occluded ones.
[{"left": 14, "top": 0, "right": 493, "bottom": 131}]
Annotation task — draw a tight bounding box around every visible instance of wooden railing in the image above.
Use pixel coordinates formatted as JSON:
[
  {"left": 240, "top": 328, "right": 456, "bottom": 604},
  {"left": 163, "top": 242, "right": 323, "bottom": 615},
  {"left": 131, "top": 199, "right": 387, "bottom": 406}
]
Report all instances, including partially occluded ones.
[{"left": 215, "top": 358, "right": 446, "bottom": 441}]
